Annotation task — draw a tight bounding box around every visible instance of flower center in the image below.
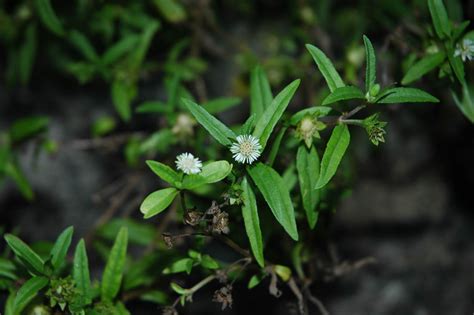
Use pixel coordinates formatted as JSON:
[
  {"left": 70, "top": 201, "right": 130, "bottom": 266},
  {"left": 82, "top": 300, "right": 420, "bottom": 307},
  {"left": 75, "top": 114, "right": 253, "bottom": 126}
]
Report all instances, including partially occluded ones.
[{"left": 239, "top": 141, "right": 254, "bottom": 156}]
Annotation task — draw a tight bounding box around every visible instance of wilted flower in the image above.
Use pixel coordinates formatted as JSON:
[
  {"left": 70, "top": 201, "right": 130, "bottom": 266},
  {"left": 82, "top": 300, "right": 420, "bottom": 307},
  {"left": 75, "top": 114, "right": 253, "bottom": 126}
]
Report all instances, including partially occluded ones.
[
  {"left": 211, "top": 209, "right": 230, "bottom": 234},
  {"left": 230, "top": 135, "right": 262, "bottom": 164},
  {"left": 183, "top": 210, "right": 203, "bottom": 226},
  {"left": 172, "top": 113, "right": 196, "bottom": 138},
  {"left": 454, "top": 39, "right": 474, "bottom": 62},
  {"left": 213, "top": 285, "right": 233, "bottom": 310},
  {"left": 175, "top": 153, "right": 202, "bottom": 174}
]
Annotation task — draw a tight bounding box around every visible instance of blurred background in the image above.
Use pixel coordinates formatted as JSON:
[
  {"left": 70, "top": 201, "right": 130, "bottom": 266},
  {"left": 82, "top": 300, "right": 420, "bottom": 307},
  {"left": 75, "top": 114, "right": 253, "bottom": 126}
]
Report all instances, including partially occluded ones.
[{"left": 1, "top": 0, "right": 474, "bottom": 314}]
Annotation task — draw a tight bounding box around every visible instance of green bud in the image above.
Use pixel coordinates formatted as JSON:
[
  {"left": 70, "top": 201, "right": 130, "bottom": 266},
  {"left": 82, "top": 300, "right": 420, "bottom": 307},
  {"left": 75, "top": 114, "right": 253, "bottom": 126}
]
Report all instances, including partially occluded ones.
[{"left": 369, "top": 84, "right": 380, "bottom": 97}]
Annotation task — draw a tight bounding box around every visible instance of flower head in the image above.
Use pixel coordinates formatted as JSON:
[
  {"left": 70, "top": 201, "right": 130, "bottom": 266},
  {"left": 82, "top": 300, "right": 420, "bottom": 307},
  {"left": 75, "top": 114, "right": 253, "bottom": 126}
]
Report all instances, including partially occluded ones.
[
  {"left": 175, "top": 153, "right": 202, "bottom": 174},
  {"left": 454, "top": 39, "right": 474, "bottom": 62},
  {"left": 230, "top": 135, "right": 262, "bottom": 164}
]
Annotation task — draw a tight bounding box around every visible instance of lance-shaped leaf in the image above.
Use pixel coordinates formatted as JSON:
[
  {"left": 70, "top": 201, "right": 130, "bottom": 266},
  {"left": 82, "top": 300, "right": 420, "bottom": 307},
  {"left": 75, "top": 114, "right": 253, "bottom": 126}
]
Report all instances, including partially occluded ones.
[
  {"left": 306, "top": 44, "right": 345, "bottom": 92},
  {"left": 140, "top": 188, "right": 179, "bottom": 218},
  {"left": 296, "top": 145, "right": 320, "bottom": 229},
  {"left": 375, "top": 87, "right": 439, "bottom": 104},
  {"left": 4, "top": 234, "right": 44, "bottom": 275},
  {"left": 428, "top": 0, "right": 451, "bottom": 39},
  {"left": 73, "top": 239, "right": 92, "bottom": 306},
  {"left": 182, "top": 98, "right": 236, "bottom": 146},
  {"left": 203, "top": 97, "right": 241, "bottom": 114},
  {"left": 34, "top": 0, "right": 65, "bottom": 36},
  {"left": 146, "top": 160, "right": 180, "bottom": 186},
  {"left": 241, "top": 177, "right": 264, "bottom": 267},
  {"left": 248, "top": 163, "right": 299, "bottom": 241},
  {"left": 322, "top": 86, "right": 365, "bottom": 106},
  {"left": 446, "top": 45, "right": 466, "bottom": 85},
  {"left": 49, "top": 226, "right": 74, "bottom": 271},
  {"left": 401, "top": 52, "right": 446, "bottom": 85},
  {"left": 452, "top": 83, "right": 474, "bottom": 123},
  {"left": 363, "top": 35, "right": 376, "bottom": 92},
  {"left": 315, "top": 124, "right": 350, "bottom": 189},
  {"left": 252, "top": 79, "right": 300, "bottom": 149},
  {"left": 101, "top": 227, "right": 128, "bottom": 301},
  {"left": 250, "top": 65, "right": 273, "bottom": 119},
  {"left": 13, "top": 276, "right": 49, "bottom": 314}
]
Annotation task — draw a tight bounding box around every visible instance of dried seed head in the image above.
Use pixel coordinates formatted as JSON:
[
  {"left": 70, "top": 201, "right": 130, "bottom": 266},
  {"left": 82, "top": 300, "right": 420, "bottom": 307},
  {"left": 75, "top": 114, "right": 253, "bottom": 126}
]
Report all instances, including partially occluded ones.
[
  {"left": 183, "top": 210, "right": 202, "bottom": 226},
  {"left": 162, "top": 233, "right": 174, "bottom": 249},
  {"left": 213, "top": 285, "right": 233, "bottom": 310},
  {"left": 162, "top": 306, "right": 179, "bottom": 315},
  {"left": 211, "top": 210, "right": 230, "bottom": 234},
  {"left": 215, "top": 269, "right": 228, "bottom": 284}
]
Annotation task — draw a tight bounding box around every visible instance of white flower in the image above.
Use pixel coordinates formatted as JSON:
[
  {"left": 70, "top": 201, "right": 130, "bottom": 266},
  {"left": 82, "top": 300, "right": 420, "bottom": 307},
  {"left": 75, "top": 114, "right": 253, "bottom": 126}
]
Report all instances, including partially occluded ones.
[
  {"left": 230, "top": 135, "right": 262, "bottom": 164},
  {"left": 175, "top": 153, "right": 202, "bottom": 174},
  {"left": 454, "top": 39, "right": 474, "bottom": 62}
]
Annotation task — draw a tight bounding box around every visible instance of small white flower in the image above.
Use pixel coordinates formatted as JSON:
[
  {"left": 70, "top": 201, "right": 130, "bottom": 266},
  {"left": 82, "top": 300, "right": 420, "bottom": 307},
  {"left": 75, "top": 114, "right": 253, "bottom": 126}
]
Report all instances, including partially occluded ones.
[
  {"left": 175, "top": 153, "right": 202, "bottom": 174},
  {"left": 454, "top": 39, "right": 474, "bottom": 62},
  {"left": 230, "top": 135, "right": 262, "bottom": 164}
]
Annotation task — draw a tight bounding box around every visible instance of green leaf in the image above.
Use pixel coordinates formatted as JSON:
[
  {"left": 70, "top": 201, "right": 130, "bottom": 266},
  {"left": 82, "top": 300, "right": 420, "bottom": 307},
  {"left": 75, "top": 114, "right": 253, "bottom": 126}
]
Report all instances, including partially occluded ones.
[
  {"left": 140, "top": 188, "right": 179, "bottom": 218},
  {"left": 128, "top": 21, "right": 160, "bottom": 69},
  {"left": 181, "top": 174, "right": 207, "bottom": 190},
  {"left": 135, "top": 101, "right": 169, "bottom": 114},
  {"left": 248, "top": 163, "right": 299, "bottom": 241},
  {"left": 428, "top": 0, "right": 451, "bottom": 39},
  {"left": 146, "top": 160, "right": 180, "bottom": 186},
  {"left": 34, "top": 0, "right": 65, "bottom": 36},
  {"left": 73, "top": 239, "right": 92, "bottom": 306},
  {"left": 376, "top": 87, "right": 439, "bottom": 103},
  {"left": 163, "top": 258, "right": 194, "bottom": 275},
  {"left": 322, "top": 86, "right": 365, "bottom": 105},
  {"left": 296, "top": 145, "right": 320, "bottom": 229},
  {"left": 18, "top": 23, "right": 37, "bottom": 85},
  {"left": 306, "top": 44, "right": 345, "bottom": 92},
  {"left": 9, "top": 116, "right": 49, "bottom": 143},
  {"left": 241, "top": 177, "right": 264, "bottom": 267},
  {"left": 49, "top": 226, "right": 73, "bottom": 271},
  {"left": 153, "top": 0, "right": 187, "bottom": 23},
  {"left": 92, "top": 116, "right": 116, "bottom": 137},
  {"left": 401, "top": 52, "right": 446, "bottom": 85},
  {"left": 111, "top": 79, "right": 137, "bottom": 122},
  {"left": 363, "top": 35, "right": 376, "bottom": 92},
  {"left": 252, "top": 79, "right": 300, "bottom": 149},
  {"left": 182, "top": 98, "right": 236, "bottom": 146},
  {"left": 315, "top": 124, "right": 350, "bottom": 189},
  {"left": 203, "top": 97, "right": 241, "bottom": 114},
  {"left": 447, "top": 45, "right": 466, "bottom": 85},
  {"left": 102, "top": 35, "right": 140, "bottom": 66},
  {"left": 4, "top": 162, "right": 34, "bottom": 200},
  {"left": 201, "top": 255, "right": 220, "bottom": 269},
  {"left": 68, "top": 30, "right": 98, "bottom": 62},
  {"left": 267, "top": 126, "right": 287, "bottom": 166},
  {"left": 4, "top": 234, "right": 44, "bottom": 275},
  {"left": 101, "top": 227, "right": 128, "bottom": 301},
  {"left": 248, "top": 274, "right": 265, "bottom": 289},
  {"left": 250, "top": 65, "right": 273, "bottom": 119},
  {"left": 452, "top": 83, "right": 474, "bottom": 123},
  {"left": 170, "top": 282, "right": 186, "bottom": 295},
  {"left": 13, "top": 276, "right": 49, "bottom": 314},
  {"left": 0, "top": 258, "right": 17, "bottom": 280},
  {"left": 289, "top": 106, "right": 332, "bottom": 125},
  {"left": 240, "top": 114, "right": 256, "bottom": 135},
  {"left": 199, "top": 160, "right": 233, "bottom": 184}
]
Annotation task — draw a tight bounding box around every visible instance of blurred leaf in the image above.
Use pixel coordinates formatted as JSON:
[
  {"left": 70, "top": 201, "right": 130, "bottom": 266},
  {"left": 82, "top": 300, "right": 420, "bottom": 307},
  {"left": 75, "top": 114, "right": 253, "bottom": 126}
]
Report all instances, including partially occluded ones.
[
  {"left": 322, "top": 86, "right": 365, "bottom": 105},
  {"left": 18, "top": 24, "right": 37, "bottom": 85},
  {"left": 129, "top": 21, "right": 160, "bottom": 69},
  {"left": 92, "top": 116, "right": 116, "bottom": 137},
  {"left": 139, "top": 290, "right": 168, "bottom": 305},
  {"left": 4, "top": 234, "right": 44, "bottom": 276},
  {"left": 34, "top": 0, "right": 65, "bottom": 36},
  {"left": 9, "top": 116, "right": 49, "bottom": 143},
  {"left": 446, "top": 45, "right": 465, "bottom": 85},
  {"left": 306, "top": 44, "right": 345, "bottom": 92},
  {"left": 428, "top": 0, "right": 451, "bottom": 39},
  {"left": 73, "top": 239, "right": 92, "bottom": 307},
  {"left": 98, "top": 219, "right": 155, "bottom": 246},
  {"left": 170, "top": 282, "right": 186, "bottom": 295},
  {"left": 111, "top": 79, "right": 136, "bottom": 122},
  {"left": 101, "top": 227, "right": 128, "bottom": 301},
  {"left": 201, "top": 255, "right": 219, "bottom": 269},
  {"left": 252, "top": 79, "right": 300, "bottom": 149},
  {"left": 0, "top": 258, "right": 17, "bottom": 280},
  {"left": 135, "top": 101, "right": 169, "bottom": 114},
  {"left": 241, "top": 177, "right": 264, "bottom": 267},
  {"left": 248, "top": 163, "right": 299, "bottom": 241},
  {"left": 139, "top": 129, "right": 175, "bottom": 154},
  {"left": 153, "top": 0, "right": 187, "bottom": 23},
  {"left": 274, "top": 265, "right": 291, "bottom": 282},
  {"left": 315, "top": 124, "right": 350, "bottom": 189},
  {"left": 240, "top": 114, "right": 256, "bottom": 135},
  {"left": 4, "top": 162, "right": 34, "bottom": 200},
  {"left": 146, "top": 160, "right": 181, "bottom": 186},
  {"left": 248, "top": 274, "right": 265, "bottom": 289},
  {"left": 452, "top": 83, "right": 474, "bottom": 123},
  {"left": 140, "top": 188, "right": 179, "bottom": 218},
  {"left": 182, "top": 99, "right": 236, "bottom": 146},
  {"left": 124, "top": 137, "right": 141, "bottom": 167},
  {"left": 296, "top": 145, "right": 320, "bottom": 229},
  {"left": 13, "top": 276, "right": 49, "bottom": 314},
  {"left": 401, "top": 52, "right": 446, "bottom": 85},
  {"left": 68, "top": 30, "right": 99, "bottom": 62},
  {"left": 102, "top": 35, "right": 140, "bottom": 66},
  {"left": 203, "top": 97, "right": 241, "bottom": 114},
  {"left": 267, "top": 126, "right": 287, "bottom": 166},
  {"left": 363, "top": 35, "right": 376, "bottom": 92},
  {"left": 49, "top": 226, "right": 73, "bottom": 272},
  {"left": 289, "top": 106, "right": 332, "bottom": 125},
  {"left": 375, "top": 87, "right": 439, "bottom": 103},
  {"left": 250, "top": 65, "right": 273, "bottom": 119}
]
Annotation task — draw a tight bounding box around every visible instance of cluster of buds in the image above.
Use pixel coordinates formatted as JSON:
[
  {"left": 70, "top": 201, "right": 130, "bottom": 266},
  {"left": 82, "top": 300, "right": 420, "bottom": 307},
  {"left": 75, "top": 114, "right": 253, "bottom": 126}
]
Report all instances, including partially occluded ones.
[
  {"left": 363, "top": 113, "right": 387, "bottom": 146},
  {"left": 45, "top": 277, "right": 76, "bottom": 311},
  {"left": 213, "top": 284, "right": 233, "bottom": 310}
]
